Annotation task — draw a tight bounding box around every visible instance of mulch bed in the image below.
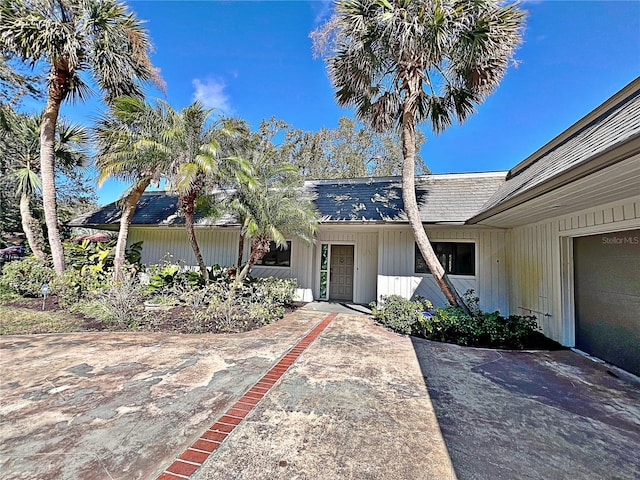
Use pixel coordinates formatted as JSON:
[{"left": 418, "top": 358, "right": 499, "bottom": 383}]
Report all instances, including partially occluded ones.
[{"left": 4, "top": 297, "right": 304, "bottom": 334}]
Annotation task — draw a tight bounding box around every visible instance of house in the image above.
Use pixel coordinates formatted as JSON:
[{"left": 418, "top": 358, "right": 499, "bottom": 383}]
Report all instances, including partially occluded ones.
[{"left": 73, "top": 77, "right": 640, "bottom": 375}]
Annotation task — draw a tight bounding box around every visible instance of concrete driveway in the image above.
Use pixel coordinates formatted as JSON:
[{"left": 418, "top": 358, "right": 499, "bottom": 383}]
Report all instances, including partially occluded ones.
[
  {"left": 1, "top": 308, "right": 638, "bottom": 479},
  {"left": 412, "top": 338, "right": 640, "bottom": 479}
]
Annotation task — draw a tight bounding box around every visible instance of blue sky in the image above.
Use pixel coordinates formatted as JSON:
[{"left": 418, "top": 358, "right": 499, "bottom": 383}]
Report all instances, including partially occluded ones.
[{"left": 31, "top": 0, "right": 640, "bottom": 205}]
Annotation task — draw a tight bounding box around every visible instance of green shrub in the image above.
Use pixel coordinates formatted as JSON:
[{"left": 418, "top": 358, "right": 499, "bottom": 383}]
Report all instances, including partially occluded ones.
[
  {"left": 64, "top": 239, "right": 143, "bottom": 274},
  {"left": 370, "top": 295, "right": 432, "bottom": 335},
  {"left": 146, "top": 262, "right": 205, "bottom": 292},
  {"left": 373, "top": 290, "right": 540, "bottom": 349},
  {"left": 0, "top": 257, "right": 55, "bottom": 297},
  {"left": 419, "top": 305, "right": 539, "bottom": 348},
  {"left": 52, "top": 268, "right": 108, "bottom": 306}
]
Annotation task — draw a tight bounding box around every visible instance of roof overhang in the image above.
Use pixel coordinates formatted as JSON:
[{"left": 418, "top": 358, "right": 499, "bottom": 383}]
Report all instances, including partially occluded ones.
[
  {"left": 467, "top": 134, "right": 640, "bottom": 227},
  {"left": 469, "top": 151, "right": 640, "bottom": 228}
]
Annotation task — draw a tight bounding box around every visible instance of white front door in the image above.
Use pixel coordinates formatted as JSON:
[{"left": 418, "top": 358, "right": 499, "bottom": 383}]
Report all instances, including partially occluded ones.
[{"left": 330, "top": 245, "right": 354, "bottom": 301}]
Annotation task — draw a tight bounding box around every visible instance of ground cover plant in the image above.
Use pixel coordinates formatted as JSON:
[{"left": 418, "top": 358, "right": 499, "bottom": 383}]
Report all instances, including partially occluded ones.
[
  {"left": 0, "top": 253, "right": 299, "bottom": 335},
  {"left": 370, "top": 291, "right": 563, "bottom": 350}
]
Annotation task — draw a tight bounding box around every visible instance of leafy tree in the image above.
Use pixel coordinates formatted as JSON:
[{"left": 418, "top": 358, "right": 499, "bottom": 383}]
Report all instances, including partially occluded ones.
[
  {"left": 6, "top": 112, "right": 88, "bottom": 259},
  {"left": 164, "top": 102, "right": 251, "bottom": 282},
  {"left": 314, "top": 0, "right": 524, "bottom": 312},
  {"left": 0, "top": 108, "right": 92, "bottom": 251},
  {"left": 293, "top": 116, "right": 427, "bottom": 178},
  {"left": 253, "top": 116, "right": 426, "bottom": 181},
  {"left": 0, "top": 0, "right": 161, "bottom": 274},
  {"left": 229, "top": 158, "right": 318, "bottom": 282},
  {"left": 94, "top": 97, "right": 168, "bottom": 281}
]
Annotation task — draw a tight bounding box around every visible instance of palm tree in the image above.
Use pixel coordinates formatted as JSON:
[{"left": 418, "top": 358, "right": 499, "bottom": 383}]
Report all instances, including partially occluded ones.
[
  {"left": 230, "top": 160, "right": 318, "bottom": 282},
  {"left": 314, "top": 0, "right": 524, "bottom": 312},
  {"left": 0, "top": 0, "right": 161, "bottom": 274},
  {"left": 165, "top": 102, "right": 251, "bottom": 282},
  {"left": 94, "top": 97, "right": 168, "bottom": 281},
  {"left": 5, "top": 111, "right": 88, "bottom": 260}
]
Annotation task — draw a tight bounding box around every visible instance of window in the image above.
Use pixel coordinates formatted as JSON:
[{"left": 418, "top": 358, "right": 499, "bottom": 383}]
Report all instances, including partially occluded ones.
[
  {"left": 415, "top": 242, "right": 475, "bottom": 275},
  {"left": 255, "top": 241, "right": 291, "bottom": 267}
]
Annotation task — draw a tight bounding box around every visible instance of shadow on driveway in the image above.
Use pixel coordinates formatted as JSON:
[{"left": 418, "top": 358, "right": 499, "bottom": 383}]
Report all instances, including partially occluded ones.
[{"left": 411, "top": 338, "right": 640, "bottom": 480}]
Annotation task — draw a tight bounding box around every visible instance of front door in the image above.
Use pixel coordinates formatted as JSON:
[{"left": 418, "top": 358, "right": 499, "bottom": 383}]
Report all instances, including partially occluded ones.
[{"left": 330, "top": 245, "right": 354, "bottom": 302}]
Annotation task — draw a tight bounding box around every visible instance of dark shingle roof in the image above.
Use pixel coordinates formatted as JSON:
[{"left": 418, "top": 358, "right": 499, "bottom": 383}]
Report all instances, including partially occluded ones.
[
  {"left": 309, "top": 173, "right": 506, "bottom": 223},
  {"left": 478, "top": 80, "right": 640, "bottom": 214},
  {"left": 72, "top": 172, "right": 507, "bottom": 228},
  {"left": 70, "top": 192, "right": 235, "bottom": 228}
]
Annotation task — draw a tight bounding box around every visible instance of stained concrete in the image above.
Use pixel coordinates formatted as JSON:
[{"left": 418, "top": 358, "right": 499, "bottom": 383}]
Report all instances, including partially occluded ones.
[
  {"left": 412, "top": 338, "right": 640, "bottom": 479},
  {"left": 0, "top": 310, "right": 326, "bottom": 479},
  {"left": 2, "top": 310, "right": 638, "bottom": 480},
  {"left": 193, "top": 314, "right": 455, "bottom": 480}
]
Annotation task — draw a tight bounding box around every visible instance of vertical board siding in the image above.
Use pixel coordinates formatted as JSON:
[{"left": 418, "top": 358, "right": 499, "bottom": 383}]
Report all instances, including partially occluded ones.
[
  {"left": 510, "top": 196, "right": 640, "bottom": 344},
  {"left": 251, "top": 238, "right": 314, "bottom": 290},
  {"left": 128, "top": 228, "right": 238, "bottom": 267},
  {"left": 377, "top": 227, "right": 509, "bottom": 312}
]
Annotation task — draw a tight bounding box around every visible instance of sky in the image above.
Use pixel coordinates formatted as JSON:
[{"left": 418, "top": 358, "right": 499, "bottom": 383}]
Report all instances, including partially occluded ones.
[{"left": 24, "top": 0, "right": 640, "bottom": 205}]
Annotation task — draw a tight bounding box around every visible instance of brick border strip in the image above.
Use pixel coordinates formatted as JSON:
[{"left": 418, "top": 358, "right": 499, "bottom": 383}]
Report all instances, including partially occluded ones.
[{"left": 157, "top": 312, "right": 337, "bottom": 480}]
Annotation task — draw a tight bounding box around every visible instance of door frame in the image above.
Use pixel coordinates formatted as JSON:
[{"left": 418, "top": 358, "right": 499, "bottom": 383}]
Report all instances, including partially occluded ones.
[{"left": 316, "top": 241, "right": 357, "bottom": 302}]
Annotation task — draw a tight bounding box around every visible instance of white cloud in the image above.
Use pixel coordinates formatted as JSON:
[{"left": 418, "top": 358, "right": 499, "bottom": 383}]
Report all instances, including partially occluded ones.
[
  {"left": 313, "top": 0, "right": 333, "bottom": 25},
  {"left": 192, "top": 77, "right": 231, "bottom": 112}
]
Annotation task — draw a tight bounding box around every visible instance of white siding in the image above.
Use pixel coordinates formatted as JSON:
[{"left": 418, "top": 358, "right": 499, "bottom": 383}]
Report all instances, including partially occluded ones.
[
  {"left": 251, "top": 238, "right": 314, "bottom": 290},
  {"left": 128, "top": 227, "right": 238, "bottom": 267},
  {"left": 509, "top": 196, "right": 640, "bottom": 345},
  {"left": 377, "top": 226, "right": 509, "bottom": 313}
]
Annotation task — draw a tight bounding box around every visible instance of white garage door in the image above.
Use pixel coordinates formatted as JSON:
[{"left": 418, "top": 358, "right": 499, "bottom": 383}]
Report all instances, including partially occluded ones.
[{"left": 574, "top": 229, "right": 640, "bottom": 376}]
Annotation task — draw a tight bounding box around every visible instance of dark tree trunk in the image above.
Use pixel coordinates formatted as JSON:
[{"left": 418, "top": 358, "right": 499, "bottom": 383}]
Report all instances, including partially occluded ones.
[
  {"left": 237, "top": 237, "right": 270, "bottom": 282},
  {"left": 183, "top": 190, "right": 209, "bottom": 283},
  {"left": 236, "top": 232, "right": 245, "bottom": 269}
]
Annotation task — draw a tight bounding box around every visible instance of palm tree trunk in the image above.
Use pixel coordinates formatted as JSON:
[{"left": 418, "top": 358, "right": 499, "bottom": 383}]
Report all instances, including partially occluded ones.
[
  {"left": 113, "top": 179, "right": 150, "bottom": 281},
  {"left": 236, "top": 232, "right": 245, "bottom": 269},
  {"left": 401, "top": 77, "right": 470, "bottom": 314},
  {"left": 19, "top": 192, "right": 46, "bottom": 260},
  {"left": 184, "top": 204, "right": 209, "bottom": 283},
  {"left": 237, "top": 238, "right": 270, "bottom": 282},
  {"left": 40, "top": 90, "right": 65, "bottom": 274}
]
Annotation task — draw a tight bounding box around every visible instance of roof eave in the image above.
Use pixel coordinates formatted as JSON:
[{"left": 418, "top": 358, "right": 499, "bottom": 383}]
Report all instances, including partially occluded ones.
[{"left": 467, "top": 133, "right": 640, "bottom": 225}]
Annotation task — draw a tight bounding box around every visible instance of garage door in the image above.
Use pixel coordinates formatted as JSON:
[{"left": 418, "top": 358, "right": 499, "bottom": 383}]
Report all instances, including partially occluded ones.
[{"left": 574, "top": 229, "right": 640, "bottom": 376}]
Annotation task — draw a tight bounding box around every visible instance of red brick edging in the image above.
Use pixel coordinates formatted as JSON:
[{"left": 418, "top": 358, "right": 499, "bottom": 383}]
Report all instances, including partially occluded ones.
[{"left": 157, "top": 312, "right": 337, "bottom": 480}]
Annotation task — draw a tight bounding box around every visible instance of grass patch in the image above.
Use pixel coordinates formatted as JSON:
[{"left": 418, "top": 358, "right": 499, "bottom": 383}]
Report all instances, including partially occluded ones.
[{"left": 0, "top": 305, "right": 85, "bottom": 335}]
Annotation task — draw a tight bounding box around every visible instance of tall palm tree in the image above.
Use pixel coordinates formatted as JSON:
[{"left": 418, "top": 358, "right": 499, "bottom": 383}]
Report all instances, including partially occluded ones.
[
  {"left": 230, "top": 160, "right": 318, "bottom": 282},
  {"left": 315, "top": 0, "right": 524, "bottom": 312},
  {"left": 8, "top": 113, "right": 88, "bottom": 260},
  {"left": 0, "top": 0, "right": 161, "bottom": 274},
  {"left": 94, "top": 97, "right": 168, "bottom": 281},
  {"left": 166, "top": 102, "right": 251, "bottom": 282}
]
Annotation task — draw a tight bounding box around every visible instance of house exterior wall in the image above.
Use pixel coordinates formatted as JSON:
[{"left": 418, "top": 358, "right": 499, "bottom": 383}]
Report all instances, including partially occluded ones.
[
  {"left": 250, "top": 238, "right": 314, "bottom": 294},
  {"left": 127, "top": 224, "right": 511, "bottom": 311},
  {"left": 376, "top": 226, "right": 510, "bottom": 313},
  {"left": 128, "top": 227, "right": 239, "bottom": 267},
  {"left": 508, "top": 195, "right": 640, "bottom": 345}
]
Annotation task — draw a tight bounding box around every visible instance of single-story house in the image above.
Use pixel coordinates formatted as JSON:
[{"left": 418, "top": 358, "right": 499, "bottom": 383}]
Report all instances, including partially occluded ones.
[{"left": 73, "top": 78, "right": 640, "bottom": 375}]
